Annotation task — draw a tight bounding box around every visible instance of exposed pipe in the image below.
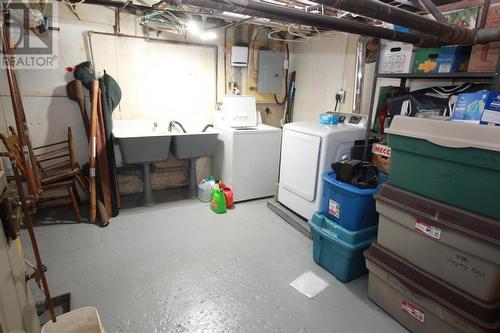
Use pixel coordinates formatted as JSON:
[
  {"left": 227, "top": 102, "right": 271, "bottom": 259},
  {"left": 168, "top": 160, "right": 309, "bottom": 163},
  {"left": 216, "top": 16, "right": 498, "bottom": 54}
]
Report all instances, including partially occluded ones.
[
  {"left": 313, "top": 0, "right": 500, "bottom": 45},
  {"left": 202, "top": 124, "right": 214, "bottom": 132},
  {"left": 9, "top": 155, "right": 57, "bottom": 322},
  {"left": 169, "top": 120, "right": 187, "bottom": 133},
  {"left": 66, "top": 0, "right": 500, "bottom": 46},
  {"left": 477, "top": 27, "right": 500, "bottom": 43},
  {"left": 1, "top": 7, "right": 41, "bottom": 199},
  {"left": 352, "top": 37, "right": 367, "bottom": 115},
  {"left": 180, "top": 0, "right": 439, "bottom": 46},
  {"left": 480, "top": 0, "right": 492, "bottom": 29},
  {"left": 66, "top": 0, "right": 150, "bottom": 12},
  {"left": 114, "top": 7, "right": 120, "bottom": 34},
  {"left": 71, "top": 0, "right": 227, "bottom": 25},
  {"left": 417, "top": 0, "right": 447, "bottom": 23}
]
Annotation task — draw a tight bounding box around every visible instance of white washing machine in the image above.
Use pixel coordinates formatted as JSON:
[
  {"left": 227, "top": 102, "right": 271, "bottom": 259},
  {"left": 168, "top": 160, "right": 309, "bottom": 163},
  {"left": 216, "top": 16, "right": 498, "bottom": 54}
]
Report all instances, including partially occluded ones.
[
  {"left": 278, "top": 113, "right": 368, "bottom": 220},
  {"left": 212, "top": 123, "right": 282, "bottom": 202}
]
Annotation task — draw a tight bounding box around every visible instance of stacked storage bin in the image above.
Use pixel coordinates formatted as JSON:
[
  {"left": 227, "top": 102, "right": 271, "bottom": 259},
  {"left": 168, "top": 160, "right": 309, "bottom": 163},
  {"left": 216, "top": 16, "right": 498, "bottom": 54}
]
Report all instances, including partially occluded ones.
[
  {"left": 365, "top": 116, "right": 500, "bottom": 333},
  {"left": 309, "top": 172, "right": 387, "bottom": 282}
]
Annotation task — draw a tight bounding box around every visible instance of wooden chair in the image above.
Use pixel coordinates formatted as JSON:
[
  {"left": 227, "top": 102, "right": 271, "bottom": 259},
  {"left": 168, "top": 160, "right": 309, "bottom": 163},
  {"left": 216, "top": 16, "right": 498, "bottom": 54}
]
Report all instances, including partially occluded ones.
[
  {"left": 24, "top": 127, "right": 88, "bottom": 194},
  {"left": 1, "top": 127, "right": 87, "bottom": 223}
]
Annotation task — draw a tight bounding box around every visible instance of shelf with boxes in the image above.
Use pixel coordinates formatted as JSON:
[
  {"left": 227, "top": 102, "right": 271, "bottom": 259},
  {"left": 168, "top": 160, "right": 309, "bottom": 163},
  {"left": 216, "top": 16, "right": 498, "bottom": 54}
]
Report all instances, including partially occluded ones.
[
  {"left": 376, "top": 72, "right": 497, "bottom": 80},
  {"left": 372, "top": 41, "right": 500, "bottom": 91},
  {"left": 363, "top": 40, "right": 500, "bottom": 162}
]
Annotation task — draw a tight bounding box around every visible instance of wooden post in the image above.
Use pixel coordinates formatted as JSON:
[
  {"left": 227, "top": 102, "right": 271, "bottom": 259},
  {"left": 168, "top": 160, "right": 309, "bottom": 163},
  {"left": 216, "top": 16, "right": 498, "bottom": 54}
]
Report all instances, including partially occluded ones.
[
  {"left": 1, "top": 11, "right": 40, "bottom": 199},
  {"left": 89, "top": 81, "right": 99, "bottom": 223},
  {"left": 96, "top": 90, "right": 113, "bottom": 217},
  {"left": 9, "top": 155, "right": 57, "bottom": 322}
]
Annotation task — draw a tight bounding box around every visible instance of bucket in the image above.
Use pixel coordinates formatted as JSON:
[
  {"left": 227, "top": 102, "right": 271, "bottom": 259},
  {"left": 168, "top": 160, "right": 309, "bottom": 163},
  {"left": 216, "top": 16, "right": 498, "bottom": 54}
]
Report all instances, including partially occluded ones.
[{"left": 41, "top": 307, "right": 104, "bottom": 333}]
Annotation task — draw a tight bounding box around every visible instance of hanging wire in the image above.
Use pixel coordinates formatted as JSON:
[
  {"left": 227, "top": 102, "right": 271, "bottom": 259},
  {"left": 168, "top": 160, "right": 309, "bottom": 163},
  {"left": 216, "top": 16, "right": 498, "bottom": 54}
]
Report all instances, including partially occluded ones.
[
  {"left": 139, "top": 10, "right": 186, "bottom": 34},
  {"left": 62, "top": 0, "right": 86, "bottom": 5},
  {"left": 267, "top": 23, "right": 342, "bottom": 42}
]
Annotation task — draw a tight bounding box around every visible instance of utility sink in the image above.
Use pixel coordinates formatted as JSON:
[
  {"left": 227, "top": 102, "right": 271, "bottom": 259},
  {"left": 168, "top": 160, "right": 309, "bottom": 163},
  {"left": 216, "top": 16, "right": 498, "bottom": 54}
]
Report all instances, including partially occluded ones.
[
  {"left": 170, "top": 132, "right": 219, "bottom": 159},
  {"left": 170, "top": 130, "right": 219, "bottom": 197},
  {"left": 112, "top": 119, "right": 172, "bottom": 206},
  {"left": 113, "top": 119, "right": 171, "bottom": 164}
]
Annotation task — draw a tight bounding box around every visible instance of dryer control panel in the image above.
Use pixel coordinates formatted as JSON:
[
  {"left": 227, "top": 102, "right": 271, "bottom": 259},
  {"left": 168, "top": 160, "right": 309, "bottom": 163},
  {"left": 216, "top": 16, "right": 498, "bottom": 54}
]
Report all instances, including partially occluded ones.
[{"left": 336, "top": 113, "right": 368, "bottom": 128}]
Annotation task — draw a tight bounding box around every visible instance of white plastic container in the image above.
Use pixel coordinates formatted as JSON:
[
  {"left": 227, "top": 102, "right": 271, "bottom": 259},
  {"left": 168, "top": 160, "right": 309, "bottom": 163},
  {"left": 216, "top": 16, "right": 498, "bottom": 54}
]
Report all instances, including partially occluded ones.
[
  {"left": 378, "top": 42, "right": 414, "bottom": 74},
  {"left": 41, "top": 307, "right": 104, "bottom": 333},
  {"left": 198, "top": 177, "right": 215, "bottom": 202}
]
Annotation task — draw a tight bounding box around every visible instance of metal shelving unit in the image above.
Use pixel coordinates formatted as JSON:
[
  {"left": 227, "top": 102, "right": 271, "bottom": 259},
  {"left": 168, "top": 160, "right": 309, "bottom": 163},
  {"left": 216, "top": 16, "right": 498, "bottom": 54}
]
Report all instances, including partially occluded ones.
[
  {"left": 363, "top": 52, "right": 500, "bottom": 160},
  {"left": 376, "top": 72, "right": 497, "bottom": 79}
]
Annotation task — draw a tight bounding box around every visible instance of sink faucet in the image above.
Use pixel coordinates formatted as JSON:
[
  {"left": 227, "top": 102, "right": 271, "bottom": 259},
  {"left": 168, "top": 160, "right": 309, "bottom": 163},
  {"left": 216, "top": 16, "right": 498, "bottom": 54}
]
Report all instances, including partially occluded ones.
[
  {"left": 153, "top": 122, "right": 158, "bottom": 131},
  {"left": 169, "top": 120, "right": 187, "bottom": 133},
  {"left": 202, "top": 124, "right": 214, "bottom": 132}
]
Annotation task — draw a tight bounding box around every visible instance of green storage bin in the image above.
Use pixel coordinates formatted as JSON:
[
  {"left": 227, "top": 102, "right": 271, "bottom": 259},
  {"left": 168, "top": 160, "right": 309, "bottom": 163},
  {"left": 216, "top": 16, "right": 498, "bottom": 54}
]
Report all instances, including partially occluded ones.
[{"left": 386, "top": 116, "right": 500, "bottom": 220}]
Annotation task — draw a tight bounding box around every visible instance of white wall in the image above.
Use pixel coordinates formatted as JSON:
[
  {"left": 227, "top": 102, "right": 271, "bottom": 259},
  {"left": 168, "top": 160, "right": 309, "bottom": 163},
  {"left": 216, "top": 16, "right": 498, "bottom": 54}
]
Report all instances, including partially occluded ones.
[
  {"left": 288, "top": 34, "right": 359, "bottom": 122},
  {"left": 90, "top": 33, "right": 217, "bottom": 131},
  {"left": 0, "top": 4, "right": 225, "bottom": 173}
]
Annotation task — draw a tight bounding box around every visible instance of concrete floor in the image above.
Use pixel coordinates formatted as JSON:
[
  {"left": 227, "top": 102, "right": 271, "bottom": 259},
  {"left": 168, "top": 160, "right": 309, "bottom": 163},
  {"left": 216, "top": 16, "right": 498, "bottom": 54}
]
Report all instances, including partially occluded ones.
[{"left": 23, "top": 190, "right": 406, "bottom": 333}]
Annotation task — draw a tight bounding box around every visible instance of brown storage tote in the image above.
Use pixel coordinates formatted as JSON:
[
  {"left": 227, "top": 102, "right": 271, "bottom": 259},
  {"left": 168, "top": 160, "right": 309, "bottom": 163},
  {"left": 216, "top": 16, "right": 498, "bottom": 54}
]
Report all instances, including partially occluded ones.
[
  {"left": 375, "top": 184, "right": 500, "bottom": 302},
  {"left": 365, "top": 243, "right": 500, "bottom": 333}
]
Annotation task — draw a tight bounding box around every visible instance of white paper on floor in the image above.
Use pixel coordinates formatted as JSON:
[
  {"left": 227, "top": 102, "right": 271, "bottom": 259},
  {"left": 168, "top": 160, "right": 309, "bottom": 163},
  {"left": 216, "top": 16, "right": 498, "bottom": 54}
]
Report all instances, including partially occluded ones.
[{"left": 290, "top": 271, "right": 329, "bottom": 299}]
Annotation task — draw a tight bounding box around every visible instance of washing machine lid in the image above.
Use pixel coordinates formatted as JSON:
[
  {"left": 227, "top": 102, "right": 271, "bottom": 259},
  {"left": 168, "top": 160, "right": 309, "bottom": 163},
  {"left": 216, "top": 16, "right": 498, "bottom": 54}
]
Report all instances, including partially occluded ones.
[
  {"left": 216, "top": 123, "right": 281, "bottom": 134},
  {"left": 280, "top": 129, "right": 321, "bottom": 202}
]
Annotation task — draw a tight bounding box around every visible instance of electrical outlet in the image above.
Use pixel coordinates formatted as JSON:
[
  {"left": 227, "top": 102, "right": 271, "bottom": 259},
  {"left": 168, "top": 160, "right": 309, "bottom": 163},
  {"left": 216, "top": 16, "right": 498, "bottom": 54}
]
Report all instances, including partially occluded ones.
[{"left": 336, "top": 89, "right": 346, "bottom": 103}]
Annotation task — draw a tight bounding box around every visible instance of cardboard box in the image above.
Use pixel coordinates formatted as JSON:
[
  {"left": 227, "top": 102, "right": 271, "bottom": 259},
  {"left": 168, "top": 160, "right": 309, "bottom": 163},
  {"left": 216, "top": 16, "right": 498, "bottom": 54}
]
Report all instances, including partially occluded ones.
[
  {"left": 468, "top": 43, "right": 500, "bottom": 72},
  {"left": 451, "top": 91, "right": 489, "bottom": 123},
  {"left": 413, "top": 48, "right": 440, "bottom": 73},
  {"left": 372, "top": 143, "right": 391, "bottom": 174},
  {"left": 480, "top": 92, "right": 500, "bottom": 126},
  {"left": 468, "top": 4, "right": 500, "bottom": 72},
  {"left": 436, "top": 46, "right": 472, "bottom": 73},
  {"left": 443, "top": 6, "right": 480, "bottom": 28},
  {"left": 378, "top": 42, "right": 414, "bottom": 74}
]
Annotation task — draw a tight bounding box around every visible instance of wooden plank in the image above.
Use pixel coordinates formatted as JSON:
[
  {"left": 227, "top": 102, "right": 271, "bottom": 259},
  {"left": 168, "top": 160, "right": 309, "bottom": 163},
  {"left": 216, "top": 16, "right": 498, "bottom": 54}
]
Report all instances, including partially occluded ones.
[
  {"left": 9, "top": 154, "right": 56, "bottom": 322},
  {"left": 96, "top": 89, "right": 113, "bottom": 217},
  {"left": 1, "top": 20, "right": 40, "bottom": 199},
  {"left": 89, "top": 81, "right": 99, "bottom": 223}
]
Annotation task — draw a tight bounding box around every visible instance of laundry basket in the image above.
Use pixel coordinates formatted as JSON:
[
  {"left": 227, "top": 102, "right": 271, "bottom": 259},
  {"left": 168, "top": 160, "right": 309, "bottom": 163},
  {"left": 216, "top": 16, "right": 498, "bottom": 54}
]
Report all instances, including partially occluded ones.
[{"left": 41, "top": 307, "right": 104, "bottom": 333}]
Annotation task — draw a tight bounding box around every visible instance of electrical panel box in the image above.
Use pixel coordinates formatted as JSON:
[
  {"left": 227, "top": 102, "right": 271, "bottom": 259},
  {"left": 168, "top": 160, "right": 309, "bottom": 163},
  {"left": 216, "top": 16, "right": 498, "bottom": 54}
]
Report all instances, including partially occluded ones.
[
  {"left": 257, "top": 50, "right": 285, "bottom": 94},
  {"left": 231, "top": 46, "right": 249, "bottom": 67}
]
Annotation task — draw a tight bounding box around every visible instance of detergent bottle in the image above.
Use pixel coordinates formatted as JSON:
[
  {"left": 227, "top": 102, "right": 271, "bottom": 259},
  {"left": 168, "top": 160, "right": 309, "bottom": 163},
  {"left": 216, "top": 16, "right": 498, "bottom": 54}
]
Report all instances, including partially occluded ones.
[
  {"left": 206, "top": 175, "right": 216, "bottom": 188},
  {"left": 211, "top": 184, "right": 227, "bottom": 214},
  {"left": 218, "top": 181, "right": 234, "bottom": 208},
  {"left": 197, "top": 178, "right": 213, "bottom": 203}
]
